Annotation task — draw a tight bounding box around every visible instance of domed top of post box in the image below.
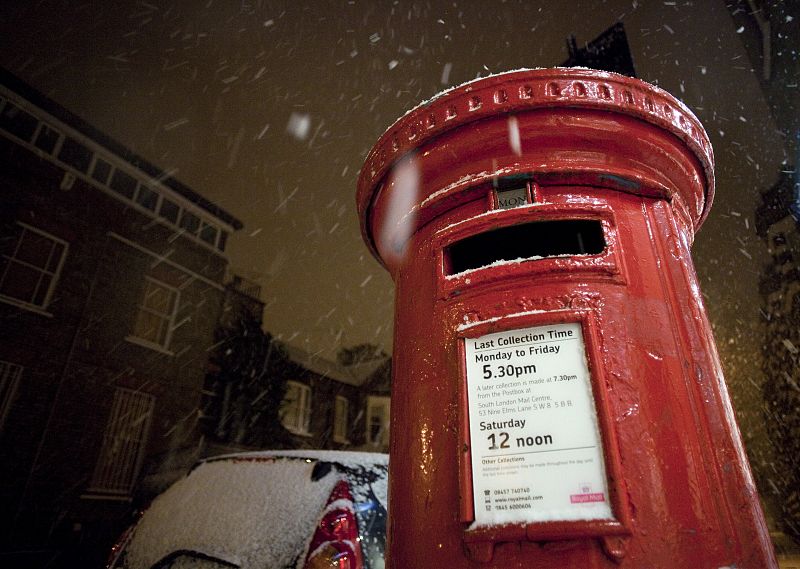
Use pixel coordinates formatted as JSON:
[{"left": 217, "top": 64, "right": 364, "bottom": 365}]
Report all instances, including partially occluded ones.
[{"left": 357, "top": 68, "right": 714, "bottom": 268}]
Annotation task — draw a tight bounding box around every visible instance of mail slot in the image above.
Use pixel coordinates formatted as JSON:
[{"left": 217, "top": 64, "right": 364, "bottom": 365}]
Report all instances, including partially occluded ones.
[
  {"left": 445, "top": 218, "right": 606, "bottom": 275},
  {"left": 356, "top": 69, "right": 776, "bottom": 568}
]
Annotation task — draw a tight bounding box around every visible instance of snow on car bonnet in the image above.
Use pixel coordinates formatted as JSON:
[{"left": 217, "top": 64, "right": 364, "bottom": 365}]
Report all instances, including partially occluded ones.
[{"left": 124, "top": 458, "right": 340, "bottom": 569}]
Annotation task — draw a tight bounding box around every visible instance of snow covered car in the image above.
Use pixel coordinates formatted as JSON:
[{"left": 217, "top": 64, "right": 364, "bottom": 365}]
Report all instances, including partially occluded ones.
[{"left": 107, "top": 450, "right": 388, "bottom": 569}]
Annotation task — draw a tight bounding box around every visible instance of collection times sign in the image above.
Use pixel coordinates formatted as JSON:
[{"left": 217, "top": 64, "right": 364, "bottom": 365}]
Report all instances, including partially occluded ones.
[{"left": 464, "top": 322, "right": 612, "bottom": 526}]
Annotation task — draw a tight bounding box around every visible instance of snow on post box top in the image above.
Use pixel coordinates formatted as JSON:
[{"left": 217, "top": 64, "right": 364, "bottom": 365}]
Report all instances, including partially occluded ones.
[{"left": 356, "top": 68, "right": 715, "bottom": 271}]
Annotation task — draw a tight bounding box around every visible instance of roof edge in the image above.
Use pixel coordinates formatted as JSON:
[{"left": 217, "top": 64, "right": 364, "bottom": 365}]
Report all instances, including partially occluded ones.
[{"left": 0, "top": 66, "right": 243, "bottom": 230}]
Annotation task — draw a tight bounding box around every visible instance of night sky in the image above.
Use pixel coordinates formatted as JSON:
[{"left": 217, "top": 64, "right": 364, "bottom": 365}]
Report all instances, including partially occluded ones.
[{"left": 0, "top": 1, "right": 793, "bottom": 463}]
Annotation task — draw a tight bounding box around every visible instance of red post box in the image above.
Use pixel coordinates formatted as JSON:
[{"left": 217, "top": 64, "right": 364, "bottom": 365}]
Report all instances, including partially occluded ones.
[{"left": 356, "top": 69, "right": 776, "bottom": 568}]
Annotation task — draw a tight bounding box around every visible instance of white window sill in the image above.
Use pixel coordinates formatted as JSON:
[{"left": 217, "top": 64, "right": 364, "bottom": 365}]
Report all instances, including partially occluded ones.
[
  {"left": 124, "top": 335, "right": 175, "bottom": 356},
  {"left": 0, "top": 295, "right": 54, "bottom": 317},
  {"left": 80, "top": 492, "right": 133, "bottom": 502},
  {"left": 285, "top": 426, "right": 314, "bottom": 437}
]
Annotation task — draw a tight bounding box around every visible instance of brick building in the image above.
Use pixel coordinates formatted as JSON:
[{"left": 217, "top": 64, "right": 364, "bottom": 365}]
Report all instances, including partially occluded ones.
[
  {"left": 200, "top": 331, "right": 391, "bottom": 457},
  {"left": 280, "top": 345, "right": 391, "bottom": 453},
  {"left": 0, "top": 69, "right": 242, "bottom": 566}
]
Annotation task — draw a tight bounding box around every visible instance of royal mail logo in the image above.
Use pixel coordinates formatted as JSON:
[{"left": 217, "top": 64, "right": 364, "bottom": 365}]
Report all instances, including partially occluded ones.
[
  {"left": 570, "top": 484, "right": 605, "bottom": 504},
  {"left": 570, "top": 493, "right": 605, "bottom": 503}
]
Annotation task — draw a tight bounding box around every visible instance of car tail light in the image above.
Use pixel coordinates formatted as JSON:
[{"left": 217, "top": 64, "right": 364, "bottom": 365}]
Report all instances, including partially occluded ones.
[
  {"left": 303, "top": 480, "right": 363, "bottom": 569},
  {"left": 106, "top": 501, "right": 151, "bottom": 568},
  {"left": 106, "top": 518, "right": 137, "bottom": 568}
]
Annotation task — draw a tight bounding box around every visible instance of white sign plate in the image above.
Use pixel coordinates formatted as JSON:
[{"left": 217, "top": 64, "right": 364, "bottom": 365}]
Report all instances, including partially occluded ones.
[
  {"left": 465, "top": 321, "right": 612, "bottom": 526},
  {"left": 495, "top": 186, "right": 528, "bottom": 209}
]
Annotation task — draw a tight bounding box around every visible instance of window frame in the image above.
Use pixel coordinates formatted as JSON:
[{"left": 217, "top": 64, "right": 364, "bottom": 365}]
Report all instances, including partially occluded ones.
[
  {"left": 86, "top": 387, "right": 155, "bottom": 497},
  {"left": 32, "top": 122, "right": 62, "bottom": 155},
  {"left": 179, "top": 210, "right": 201, "bottom": 235},
  {"left": 89, "top": 154, "right": 112, "bottom": 185},
  {"left": 126, "top": 276, "right": 179, "bottom": 354},
  {"left": 199, "top": 221, "right": 219, "bottom": 246},
  {"left": 134, "top": 183, "right": 160, "bottom": 212},
  {"left": 281, "top": 380, "right": 312, "bottom": 436},
  {"left": 0, "top": 101, "right": 38, "bottom": 142},
  {"left": 0, "top": 360, "right": 23, "bottom": 432},
  {"left": 333, "top": 395, "right": 350, "bottom": 444},
  {"left": 158, "top": 197, "right": 181, "bottom": 224},
  {"left": 366, "top": 395, "right": 391, "bottom": 447},
  {"left": 0, "top": 222, "right": 69, "bottom": 314},
  {"left": 57, "top": 135, "right": 93, "bottom": 173}
]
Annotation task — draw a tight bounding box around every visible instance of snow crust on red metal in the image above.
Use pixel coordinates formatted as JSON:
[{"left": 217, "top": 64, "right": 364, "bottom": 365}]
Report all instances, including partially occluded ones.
[{"left": 356, "top": 67, "right": 715, "bottom": 264}]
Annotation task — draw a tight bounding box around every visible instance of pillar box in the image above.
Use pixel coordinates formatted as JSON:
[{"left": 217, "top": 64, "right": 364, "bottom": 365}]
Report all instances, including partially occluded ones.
[{"left": 356, "top": 68, "right": 776, "bottom": 568}]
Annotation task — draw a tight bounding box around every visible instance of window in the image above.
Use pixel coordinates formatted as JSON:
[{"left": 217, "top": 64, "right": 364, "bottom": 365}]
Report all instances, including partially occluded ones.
[
  {"left": 0, "top": 223, "right": 69, "bottom": 311},
  {"left": 0, "top": 102, "right": 37, "bottom": 141},
  {"left": 91, "top": 157, "right": 112, "bottom": 184},
  {"left": 159, "top": 198, "right": 180, "bottom": 223},
  {"left": 366, "top": 396, "right": 390, "bottom": 447},
  {"left": 179, "top": 210, "right": 200, "bottom": 234},
  {"left": 0, "top": 360, "right": 23, "bottom": 431},
  {"left": 199, "top": 222, "right": 218, "bottom": 246},
  {"left": 33, "top": 124, "right": 60, "bottom": 154},
  {"left": 57, "top": 136, "right": 92, "bottom": 173},
  {"left": 333, "top": 396, "right": 349, "bottom": 443},
  {"left": 109, "top": 169, "right": 137, "bottom": 199},
  {"left": 134, "top": 184, "right": 159, "bottom": 211},
  {"left": 88, "top": 387, "right": 154, "bottom": 496},
  {"left": 129, "top": 277, "right": 178, "bottom": 351},
  {"left": 281, "top": 381, "right": 312, "bottom": 435},
  {"left": 217, "top": 230, "right": 229, "bottom": 252}
]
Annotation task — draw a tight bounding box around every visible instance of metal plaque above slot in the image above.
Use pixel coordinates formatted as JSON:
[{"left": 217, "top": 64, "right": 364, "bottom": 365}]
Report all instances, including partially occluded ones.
[{"left": 494, "top": 175, "right": 533, "bottom": 210}]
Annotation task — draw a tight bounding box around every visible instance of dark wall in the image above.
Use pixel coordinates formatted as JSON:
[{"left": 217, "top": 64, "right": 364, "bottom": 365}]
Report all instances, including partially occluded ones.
[
  {"left": 0, "top": 134, "right": 228, "bottom": 560},
  {"left": 285, "top": 367, "right": 362, "bottom": 450}
]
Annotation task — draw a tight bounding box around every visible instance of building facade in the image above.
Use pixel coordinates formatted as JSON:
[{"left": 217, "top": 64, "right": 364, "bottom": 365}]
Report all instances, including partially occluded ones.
[
  {"left": 200, "top": 302, "right": 392, "bottom": 457},
  {"left": 756, "top": 172, "right": 800, "bottom": 545},
  {"left": 0, "top": 69, "right": 242, "bottom": 566},
  {"left": 279, "top": 345, "right": 391, "bottom": 453}
]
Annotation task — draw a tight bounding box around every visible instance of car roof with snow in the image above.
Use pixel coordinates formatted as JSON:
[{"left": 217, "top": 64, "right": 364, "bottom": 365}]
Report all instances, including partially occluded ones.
[{"left": 115, "top": 450, "right": 388, "bottom": 569}]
